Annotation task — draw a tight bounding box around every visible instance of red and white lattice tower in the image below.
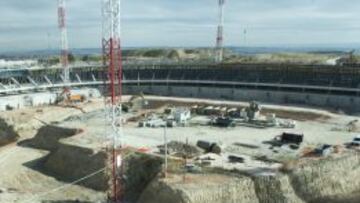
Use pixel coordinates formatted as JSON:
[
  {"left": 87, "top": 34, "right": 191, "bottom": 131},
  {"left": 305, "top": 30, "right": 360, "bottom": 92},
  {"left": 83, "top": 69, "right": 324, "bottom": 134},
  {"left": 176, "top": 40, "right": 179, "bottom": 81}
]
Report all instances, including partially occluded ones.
[
  {"left": 102, "top": 0, "right": 123, "bottom": 202},
  {"left": 58, "top": 0, "right": 70, "bottom": 83},
  {"left": 216, "top": 0, "right": 225, "bottom": 63}
]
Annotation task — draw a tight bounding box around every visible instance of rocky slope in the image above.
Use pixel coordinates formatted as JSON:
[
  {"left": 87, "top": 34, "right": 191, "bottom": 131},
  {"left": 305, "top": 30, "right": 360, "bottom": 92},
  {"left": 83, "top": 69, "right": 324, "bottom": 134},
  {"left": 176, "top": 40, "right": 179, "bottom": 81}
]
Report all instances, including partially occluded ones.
[
  {"left": 139, "top": 152, "right": 360, "bottom": 203},
  {"left": 0, "top": 117, "right": 19, "bottom": 146}
]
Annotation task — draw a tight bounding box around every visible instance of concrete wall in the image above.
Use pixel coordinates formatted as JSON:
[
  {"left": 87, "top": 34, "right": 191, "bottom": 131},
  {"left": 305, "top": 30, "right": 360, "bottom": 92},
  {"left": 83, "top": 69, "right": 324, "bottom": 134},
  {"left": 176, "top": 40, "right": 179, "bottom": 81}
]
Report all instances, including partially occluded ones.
[
  {"left": 0, "top": 92, "right": 58, "bottom": 111},
  {"left": 0, "top": 88, "right": 101, "bottom": 112},
  {"left": 124, "top": 85, "right": 360, "bottom": 112}
]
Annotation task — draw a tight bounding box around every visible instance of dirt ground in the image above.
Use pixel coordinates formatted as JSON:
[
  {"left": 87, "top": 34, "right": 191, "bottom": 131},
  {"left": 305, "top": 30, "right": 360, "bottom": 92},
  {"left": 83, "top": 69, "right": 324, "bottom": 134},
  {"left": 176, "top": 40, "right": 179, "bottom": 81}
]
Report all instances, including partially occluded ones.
[
  {"left": 0, "top": 99, "right": 106, "bottom": 203},
  {"left": 0, "top": 95, "right": 358, "bottom": 202}
]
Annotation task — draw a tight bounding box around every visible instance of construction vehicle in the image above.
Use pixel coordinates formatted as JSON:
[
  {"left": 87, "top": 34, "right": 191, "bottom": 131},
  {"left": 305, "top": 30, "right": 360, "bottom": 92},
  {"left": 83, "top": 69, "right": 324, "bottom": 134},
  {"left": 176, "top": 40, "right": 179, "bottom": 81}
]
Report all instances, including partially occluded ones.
[
  {"left": 278, "top": 132, "right": 304, "bottom": 145},
  {"left": 211, "top": 116, "right": 235, "bottom": 127},
  {"left": 55, "top": 88, "right": 86, "bottom": 113},
  {"left": 350, "top": 135, "right": 360, "bottom": 146},
  {"left": 57, "top": 88, "right": 87, "bottom": 104},
  {"left": 122, "top": 92, "right": 148, "bottom": 112}
]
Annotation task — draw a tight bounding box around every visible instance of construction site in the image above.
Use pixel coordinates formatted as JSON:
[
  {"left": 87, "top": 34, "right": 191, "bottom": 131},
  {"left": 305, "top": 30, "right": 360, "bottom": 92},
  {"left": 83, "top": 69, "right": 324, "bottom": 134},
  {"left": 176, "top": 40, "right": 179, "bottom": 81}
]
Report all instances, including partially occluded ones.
[{"left": 1, "top": 0, "right": 360, "bottom": 203}]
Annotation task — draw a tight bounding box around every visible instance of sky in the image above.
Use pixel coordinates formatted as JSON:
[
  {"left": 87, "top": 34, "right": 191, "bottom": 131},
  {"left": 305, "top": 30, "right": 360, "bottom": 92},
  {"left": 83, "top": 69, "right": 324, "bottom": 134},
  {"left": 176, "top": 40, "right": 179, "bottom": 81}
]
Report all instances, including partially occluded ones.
[{"left": 1, "top": 0, "right": 360, "bottom": 52}]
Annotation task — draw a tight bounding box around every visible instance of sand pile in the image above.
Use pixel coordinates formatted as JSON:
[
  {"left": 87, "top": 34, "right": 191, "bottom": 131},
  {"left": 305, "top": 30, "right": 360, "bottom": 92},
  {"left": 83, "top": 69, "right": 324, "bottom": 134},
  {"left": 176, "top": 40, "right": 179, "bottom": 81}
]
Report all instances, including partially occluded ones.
[{"left": 158, "top": 141, "right": 203, "bottom": 158}]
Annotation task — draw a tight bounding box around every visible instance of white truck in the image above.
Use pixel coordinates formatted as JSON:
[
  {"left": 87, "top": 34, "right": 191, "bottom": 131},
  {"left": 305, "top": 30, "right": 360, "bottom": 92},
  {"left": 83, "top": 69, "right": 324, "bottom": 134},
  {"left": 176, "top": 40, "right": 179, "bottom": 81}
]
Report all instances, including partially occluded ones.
[{"left": 350, "top": 135, "right": 360, "bottom": 146}]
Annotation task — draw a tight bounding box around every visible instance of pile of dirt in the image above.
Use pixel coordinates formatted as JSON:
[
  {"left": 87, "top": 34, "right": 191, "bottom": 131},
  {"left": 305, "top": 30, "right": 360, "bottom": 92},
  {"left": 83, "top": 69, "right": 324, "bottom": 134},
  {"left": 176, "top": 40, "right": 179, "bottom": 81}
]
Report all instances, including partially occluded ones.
[
  {"left": 62, "top": 110, "right": 104, "bottom": 123},
  {"left": 16, "top": 123, "right": 108, "bottom": 191},
  {"left": 138, "top": 174, "right": 258, "bottom": 203},
  {"left": 0, "top": 117, "right": 19, "bottom": 146},
  {"left": 123, "top": 151, "right": 163, "bottom": 202},
  {"left": 346, "top": 120, "right": 360, "bottom": 132},
  {"left": 261, "top": 108, "right": 331, "bottom": 121},
  {"left": 146, "top": 99, "right": 331, "bottom": 122},
  {"left": 158, "top": 141, "right": 203, "bottom": 158},
  {"left": 290, "top": 152, "right": 360, "bottom": 202},
  {"left": 139, "top": 153, "right": 360, "bottom": 203},
  {"left": 43, "top": 144, "right": 109, "bottom": 191},
  {"left": 44, "top": 146, "right": 163, "bottom": 200},
  {"left": 253, "top": 175, "right": 304, "bottom": 203},
  {"left": 19, "top": 125, "right": 81, "bottom": 151}
]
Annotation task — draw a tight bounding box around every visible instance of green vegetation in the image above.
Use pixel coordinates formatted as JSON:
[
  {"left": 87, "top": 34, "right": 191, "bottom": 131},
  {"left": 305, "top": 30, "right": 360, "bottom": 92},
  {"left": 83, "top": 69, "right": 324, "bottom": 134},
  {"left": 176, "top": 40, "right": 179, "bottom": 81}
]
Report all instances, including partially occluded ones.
[
  {"left": 225, "top": 52, "right": 341, "bottom": 65},
  {"left": 143, "top": 49, "right": 167, "bottom": 58},
  {"left": 36, "top": 48, "right": 359, "bottom": 66}
]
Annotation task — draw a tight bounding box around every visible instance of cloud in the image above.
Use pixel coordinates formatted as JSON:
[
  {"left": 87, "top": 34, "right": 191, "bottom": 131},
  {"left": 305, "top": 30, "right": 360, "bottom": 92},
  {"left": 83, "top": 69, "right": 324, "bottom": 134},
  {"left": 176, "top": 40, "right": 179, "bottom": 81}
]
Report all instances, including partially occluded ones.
[{"left": 0, "top": 0, "right": 360, "bottom": 52}]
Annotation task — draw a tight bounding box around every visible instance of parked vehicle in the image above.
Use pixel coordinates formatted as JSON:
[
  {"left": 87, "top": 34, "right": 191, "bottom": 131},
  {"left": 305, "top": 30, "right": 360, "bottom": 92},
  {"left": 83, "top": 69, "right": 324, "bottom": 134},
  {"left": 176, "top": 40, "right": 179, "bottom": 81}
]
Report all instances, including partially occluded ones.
[{"left": 350, "top": 135, "right": 360, "bottom": 146}]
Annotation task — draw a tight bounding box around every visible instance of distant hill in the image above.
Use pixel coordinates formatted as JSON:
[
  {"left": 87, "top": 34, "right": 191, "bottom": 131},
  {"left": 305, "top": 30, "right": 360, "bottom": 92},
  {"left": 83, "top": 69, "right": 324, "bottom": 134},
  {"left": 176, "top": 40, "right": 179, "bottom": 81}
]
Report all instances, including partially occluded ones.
[{"left": 2, "top": 46, "right": 360, "bottom": 65}]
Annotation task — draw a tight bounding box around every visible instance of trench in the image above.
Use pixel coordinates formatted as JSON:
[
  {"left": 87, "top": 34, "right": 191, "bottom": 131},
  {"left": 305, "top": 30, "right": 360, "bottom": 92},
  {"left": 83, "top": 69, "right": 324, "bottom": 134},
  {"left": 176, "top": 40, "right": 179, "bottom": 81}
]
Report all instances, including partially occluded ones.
[
  {"left": 139, "top": 153, "right": 360, "bottom": 203},
  {"left": 18, "top": 124, "right": 164, "bottom": 203}
]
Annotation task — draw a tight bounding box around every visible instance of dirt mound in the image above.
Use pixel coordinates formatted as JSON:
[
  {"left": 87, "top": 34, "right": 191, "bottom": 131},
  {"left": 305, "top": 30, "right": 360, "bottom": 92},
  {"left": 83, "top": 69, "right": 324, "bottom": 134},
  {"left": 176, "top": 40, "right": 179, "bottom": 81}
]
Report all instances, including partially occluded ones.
[
  {"left": 290, "top": 153, "right": 360, "bottom": 202},
  {"left": 139, "top": 153, "right": 360, "bottom": 203},
  {"left": 44, "top": 147, "right": 163, "bottom": 199},
  {"left": 346, "top": 120, "right": 360, "bottom": 132},
  {"left": 0, "top": 117, "right": 19, "bottom": 146},
  {"left": 44, "top": 144, "right": 108, "bottom": 191},
  {"left": 124, "top": 151, "right": 163, "bottom": 202},
  {"left": 158, "top": 141, "right": 203, "bottom": 158},
  {"left": 19, "top": 125, "right": 80, "bottom": 151},
  {"left": 139, "top": 174, "right": 258, "bottom": 203}
]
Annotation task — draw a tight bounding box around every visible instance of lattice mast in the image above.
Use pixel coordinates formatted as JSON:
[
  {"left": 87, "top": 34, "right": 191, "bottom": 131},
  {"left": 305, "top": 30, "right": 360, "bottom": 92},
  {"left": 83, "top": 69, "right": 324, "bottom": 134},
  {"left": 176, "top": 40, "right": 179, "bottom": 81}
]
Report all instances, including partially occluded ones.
[
  {"left": 216, "top": 0, "right": 225, "bottom": 63},
  {"left": 102, "top": 0, "right": 123, "bottom": 202},
  {"left": 58, "top": 0, "right": 70, "bottom": 83}
]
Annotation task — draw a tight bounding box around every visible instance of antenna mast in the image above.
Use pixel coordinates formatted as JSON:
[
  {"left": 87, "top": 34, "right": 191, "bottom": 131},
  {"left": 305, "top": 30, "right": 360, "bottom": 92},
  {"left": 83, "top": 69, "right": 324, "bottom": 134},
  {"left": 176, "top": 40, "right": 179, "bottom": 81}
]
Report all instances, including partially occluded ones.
[
  {"left": 102, "top": 0, "right": 123, "bottom": 202},
  {"left": 216, "top": 0, "right": 225, "bottom": 63},
  {"left": 58, "top": 0, "right": 70, "bottom": 83}
]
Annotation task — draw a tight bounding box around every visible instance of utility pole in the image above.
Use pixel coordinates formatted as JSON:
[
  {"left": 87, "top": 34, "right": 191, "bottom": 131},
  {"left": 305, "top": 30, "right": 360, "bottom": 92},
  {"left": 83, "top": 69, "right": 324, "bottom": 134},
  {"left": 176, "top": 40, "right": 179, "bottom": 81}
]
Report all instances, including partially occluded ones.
[
  {"left": 216, "top": 0, "right": 225, "bottom": 63},
  {"left": 163, "top": 125, "right": 168, "bottom": 178},
  {"left": 47, "top": 32, "right": 51, "bottom": 65},
  {"left": 243, "top": 29, "right": 247, "bottom": 46},
  {"left": 102, "top": 0, "right": 123, "bottom": 202},
  {"left": 58, "top": 0, "right": 70, "bottom": 83}
]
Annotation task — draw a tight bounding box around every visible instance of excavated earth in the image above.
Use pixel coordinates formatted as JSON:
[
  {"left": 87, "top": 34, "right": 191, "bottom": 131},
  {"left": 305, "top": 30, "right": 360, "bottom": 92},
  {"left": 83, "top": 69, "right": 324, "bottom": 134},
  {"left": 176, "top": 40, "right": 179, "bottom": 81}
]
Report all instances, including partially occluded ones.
[
  {"left": 139, "top": 152, "right": 360, "bottom": 203},
  {"left": 0, "top": 117, "right": 19, "bottom": 146},
  {"left": 1, "top": 97, "right": 360, "bottom": 202},
  {"left": 20, "top": 119, "right": 163, "bottom": 202},
  {"left": 0, "top": 100, "right": 109, "bottom": 202},
  {"left": 18, "top": 98, "right": 360, "bottom": 203}
]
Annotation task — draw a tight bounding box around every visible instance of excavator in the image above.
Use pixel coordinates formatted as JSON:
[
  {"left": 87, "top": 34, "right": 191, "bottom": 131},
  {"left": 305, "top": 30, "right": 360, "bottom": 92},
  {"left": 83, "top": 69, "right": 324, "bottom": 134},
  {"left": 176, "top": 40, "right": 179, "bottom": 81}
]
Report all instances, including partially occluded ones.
[{"left": 122, "top": 92, "right": 148, "bottom": 112}]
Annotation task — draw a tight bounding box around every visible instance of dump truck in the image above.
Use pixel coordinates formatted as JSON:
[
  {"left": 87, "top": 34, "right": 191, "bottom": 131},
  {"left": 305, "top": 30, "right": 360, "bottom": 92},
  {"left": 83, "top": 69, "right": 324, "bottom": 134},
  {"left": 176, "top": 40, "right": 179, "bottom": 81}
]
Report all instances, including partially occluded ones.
[
  {"left": 57, "top": 88, "right": 86, "bottom": 104},
  {"left": 69, "top": 94, "right": 86, "bottom": 103}
]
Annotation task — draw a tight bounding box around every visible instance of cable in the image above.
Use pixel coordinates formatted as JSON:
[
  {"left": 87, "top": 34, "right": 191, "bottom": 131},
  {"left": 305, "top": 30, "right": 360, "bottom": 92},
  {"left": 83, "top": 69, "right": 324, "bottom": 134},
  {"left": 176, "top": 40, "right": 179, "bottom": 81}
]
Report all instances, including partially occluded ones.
[
  {"left": 23, "top": 167, "right": 107, "bottom": 203},
  {"left": 22, "top": 151, "right": 137, "bottom": 202}
]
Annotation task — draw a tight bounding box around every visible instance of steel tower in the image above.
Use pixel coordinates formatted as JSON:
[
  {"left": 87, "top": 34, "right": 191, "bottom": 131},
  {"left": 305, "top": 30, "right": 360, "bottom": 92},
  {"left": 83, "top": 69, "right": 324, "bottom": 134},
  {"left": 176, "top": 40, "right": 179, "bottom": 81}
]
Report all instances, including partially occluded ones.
[
  {"left": 58, "top": 0, "right": 70, "bottom": 83},
  {"left": 216, "top": 0, "right": 225, "bottom": 63},
  {"left": 102, "top": 0, "right": 123, "bottom": 202}
]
